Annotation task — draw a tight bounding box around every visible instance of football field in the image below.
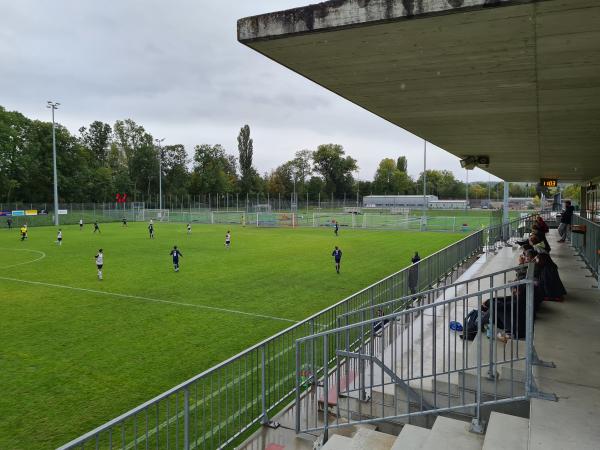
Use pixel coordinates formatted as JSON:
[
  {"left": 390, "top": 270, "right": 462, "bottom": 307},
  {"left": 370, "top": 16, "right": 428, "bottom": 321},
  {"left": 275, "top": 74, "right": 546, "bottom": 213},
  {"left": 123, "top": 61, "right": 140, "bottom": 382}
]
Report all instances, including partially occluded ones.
[{"left": 0, "top": 222, "right": 463, "bottom": 449}]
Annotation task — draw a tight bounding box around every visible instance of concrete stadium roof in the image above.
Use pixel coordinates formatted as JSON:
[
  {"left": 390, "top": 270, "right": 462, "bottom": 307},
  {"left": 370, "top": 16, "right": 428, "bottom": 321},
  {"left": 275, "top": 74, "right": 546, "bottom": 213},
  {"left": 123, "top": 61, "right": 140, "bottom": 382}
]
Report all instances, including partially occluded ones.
[{"left": 238, "top": 0, "right": 600, "bottom": 183}]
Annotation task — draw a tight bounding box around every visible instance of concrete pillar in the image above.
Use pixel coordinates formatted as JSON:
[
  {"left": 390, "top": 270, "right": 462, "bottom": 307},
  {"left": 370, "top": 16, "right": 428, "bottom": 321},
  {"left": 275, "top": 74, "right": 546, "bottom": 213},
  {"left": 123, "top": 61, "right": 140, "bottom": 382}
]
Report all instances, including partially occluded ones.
[
  {"left": 503, "top": 181, "right": 510, "bottom": 241},
  {"left": 580, "top": 184, "right": 587, "bottom": 217},
  {"left": 503, "top": 181, "right": 509, "bottom": 224}
]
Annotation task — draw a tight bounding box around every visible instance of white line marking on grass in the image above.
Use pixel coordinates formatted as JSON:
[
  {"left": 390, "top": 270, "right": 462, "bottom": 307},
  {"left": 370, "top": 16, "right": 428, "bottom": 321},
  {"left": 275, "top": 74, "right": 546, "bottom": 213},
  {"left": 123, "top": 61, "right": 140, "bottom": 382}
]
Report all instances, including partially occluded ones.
[
  {"left": 0, "top": 276, "right": 299, "bottom": 324},
  {"left": 0, "top": 248, "right": 47, "bottom": 269}
]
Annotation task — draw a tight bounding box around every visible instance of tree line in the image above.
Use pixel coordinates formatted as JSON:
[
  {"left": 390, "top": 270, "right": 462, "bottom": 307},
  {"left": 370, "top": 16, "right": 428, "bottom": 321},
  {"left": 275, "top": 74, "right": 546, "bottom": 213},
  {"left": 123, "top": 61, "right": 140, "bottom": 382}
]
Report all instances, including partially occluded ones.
[{"left": 0, "top": 105, "right": 550, "bottom": 204}]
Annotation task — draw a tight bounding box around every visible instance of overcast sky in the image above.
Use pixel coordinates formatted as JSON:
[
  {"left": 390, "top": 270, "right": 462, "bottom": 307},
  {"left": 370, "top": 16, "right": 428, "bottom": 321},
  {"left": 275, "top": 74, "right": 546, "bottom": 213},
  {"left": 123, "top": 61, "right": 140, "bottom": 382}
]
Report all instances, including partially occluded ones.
[{"left": 0, "top": 0, "right": 498, "bottom": 183}]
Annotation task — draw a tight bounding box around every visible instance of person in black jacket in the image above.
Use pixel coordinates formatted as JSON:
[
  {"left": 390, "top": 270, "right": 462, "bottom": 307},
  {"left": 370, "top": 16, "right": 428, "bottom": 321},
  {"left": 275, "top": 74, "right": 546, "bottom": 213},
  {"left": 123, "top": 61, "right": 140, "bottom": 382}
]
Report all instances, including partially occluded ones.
[
  {"left": 535, "top": 253, "right": 566, "bottom": 300},
  {"left": 558, "top": 200, "right": 574, "bottom": 242},
  {"left": 408, "top": 253, "right": 420, "bottom": 294},
  {"left": 482, "top": 285, "right": 528, "bottom": 340}
]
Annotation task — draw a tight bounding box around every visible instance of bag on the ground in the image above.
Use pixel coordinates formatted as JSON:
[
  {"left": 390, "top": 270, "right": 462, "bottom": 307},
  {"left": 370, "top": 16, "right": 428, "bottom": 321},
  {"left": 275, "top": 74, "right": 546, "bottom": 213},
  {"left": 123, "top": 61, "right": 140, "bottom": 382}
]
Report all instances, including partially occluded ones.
[{"left": 460, "top": 309, "right": 479, "bottom": 341}]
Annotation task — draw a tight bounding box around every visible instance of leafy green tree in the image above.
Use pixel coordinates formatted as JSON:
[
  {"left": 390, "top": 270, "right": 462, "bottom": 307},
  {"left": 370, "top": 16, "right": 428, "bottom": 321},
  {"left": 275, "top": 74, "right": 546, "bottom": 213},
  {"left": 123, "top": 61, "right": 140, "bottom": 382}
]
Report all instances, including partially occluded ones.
[
  {"left": 562, "top": 184, "right": 581, "bottom": 204},
  {"left": 190, "top": 144, "right": 237, "bottom": 195},
  {"left": 79, "top": 121, "right": 112, "bottom": 167},
  {"left": 396, "top": 156, "right": 407, "bottom": 173},
  {"left": 306, "top": 176, "right": 326, "bottom": 199},
  {"left": 162, "top": 144, "right": 191, "bottom": 198},
  {"left": 312, "top": 144, "right": 358, "bottom": 197},
  {"left": 112, "top": 119, "right": 156, "bottom": 199},
  {"left": 291, "top": 150, "right": 312, "bottom": 193},
  {"left": 266, "top": 162, "right": 294, "bottom": 196},
  {"left": 470, "top": 184, "right": 487, "bottom": 199},
  {"left": 416, "top": 170, "right": 464, "bottom": 199},
  {"left": 372, "top": 158, "right": 414, "bottom": 194},
  {"left": 238, "top": 125, "right": 259, "bottom": 194},
  {"left": 0, "top": 106, "right": 30, "bottom": 202}
]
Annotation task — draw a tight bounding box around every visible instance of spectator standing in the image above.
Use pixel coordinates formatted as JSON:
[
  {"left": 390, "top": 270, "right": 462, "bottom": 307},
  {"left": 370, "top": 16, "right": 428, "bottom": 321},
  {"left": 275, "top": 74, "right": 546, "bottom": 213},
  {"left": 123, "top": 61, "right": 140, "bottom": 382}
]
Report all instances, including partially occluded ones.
[
  {"left": 558, "top": 200, "right": 574, "bottom": 242},
  {"left": 408, "top": 252, "right": 420, "bottom": 295},
  {"left": 412, "top": 252, "right": 421, "bottom": 264}
]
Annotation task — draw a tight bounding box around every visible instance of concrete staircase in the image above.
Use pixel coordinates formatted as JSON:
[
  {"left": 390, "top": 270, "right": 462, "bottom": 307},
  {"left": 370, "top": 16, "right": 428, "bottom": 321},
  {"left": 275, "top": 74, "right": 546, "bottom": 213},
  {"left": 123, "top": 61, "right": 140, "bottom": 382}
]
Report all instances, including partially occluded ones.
[{"left": 321, "top": 413, "right": 528, "bottom": 450}]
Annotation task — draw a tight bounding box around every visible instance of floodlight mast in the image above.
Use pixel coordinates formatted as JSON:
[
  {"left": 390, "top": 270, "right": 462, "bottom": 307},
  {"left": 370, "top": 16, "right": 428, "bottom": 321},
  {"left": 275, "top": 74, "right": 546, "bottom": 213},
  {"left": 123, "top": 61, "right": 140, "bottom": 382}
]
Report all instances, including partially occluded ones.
[
  {"left": 47, "top": 101, "right": 60, "bottom": 226},
  {"left": 155, "top": 138, "right": 165, "bottom": 211}
]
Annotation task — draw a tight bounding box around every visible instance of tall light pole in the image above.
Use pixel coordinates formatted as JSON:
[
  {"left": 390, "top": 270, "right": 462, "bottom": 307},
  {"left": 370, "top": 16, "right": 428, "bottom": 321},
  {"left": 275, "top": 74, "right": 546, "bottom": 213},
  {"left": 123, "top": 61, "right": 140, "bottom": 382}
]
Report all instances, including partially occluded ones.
[
  {"left": 292, "top": 175, "right": 297, "bottom": 211},
  {"left": 423, "top": 140, "right": 427, "bottom": 229},
  {"left": 155, "top": 138, "right": 165, "bottom": 210},
  {"left": 47, "top": 101, "right": 60, "bottom": 226}
]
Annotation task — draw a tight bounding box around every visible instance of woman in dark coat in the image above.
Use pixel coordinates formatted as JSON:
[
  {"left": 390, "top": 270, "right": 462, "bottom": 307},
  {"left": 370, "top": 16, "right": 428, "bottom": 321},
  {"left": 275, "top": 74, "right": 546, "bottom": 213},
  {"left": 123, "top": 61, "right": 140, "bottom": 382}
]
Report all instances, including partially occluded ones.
[{"left": 535, "top": 253, "right": 566, "bottom": 300}]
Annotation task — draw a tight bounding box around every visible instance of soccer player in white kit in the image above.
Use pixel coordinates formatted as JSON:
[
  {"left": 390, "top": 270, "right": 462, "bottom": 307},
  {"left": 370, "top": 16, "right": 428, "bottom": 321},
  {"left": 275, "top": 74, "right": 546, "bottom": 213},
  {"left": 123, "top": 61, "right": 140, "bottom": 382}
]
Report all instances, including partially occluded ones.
[
  {"left": 95, "top": 249, "right": 104, "bottom": 280},
  {"left": 225, "top": 231, "right": 231, "bottom": 248},
  {"left": 187, "top": 223, "right": 192, "bottom": 235},
  {"left": 56, "top": 229, "right": 63, "bottom": 246}
]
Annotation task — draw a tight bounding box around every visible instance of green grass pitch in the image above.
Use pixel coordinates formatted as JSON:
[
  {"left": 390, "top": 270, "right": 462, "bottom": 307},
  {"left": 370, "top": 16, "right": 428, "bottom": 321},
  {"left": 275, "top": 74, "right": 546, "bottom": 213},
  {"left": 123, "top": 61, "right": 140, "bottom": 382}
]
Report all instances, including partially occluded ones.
[{"left": 0, "top": 222, "right": 463, "bottom": 449}]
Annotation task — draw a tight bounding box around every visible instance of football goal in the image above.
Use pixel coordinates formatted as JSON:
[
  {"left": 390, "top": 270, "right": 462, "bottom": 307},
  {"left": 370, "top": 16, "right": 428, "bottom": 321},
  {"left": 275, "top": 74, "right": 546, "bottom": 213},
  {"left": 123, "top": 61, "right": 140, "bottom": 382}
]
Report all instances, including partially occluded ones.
[
  {"left": 143, "top": 209, "right": 170, "bottom": 222},
  {"left": 211, "top": 211, "right": 246, "bottom": 225}
]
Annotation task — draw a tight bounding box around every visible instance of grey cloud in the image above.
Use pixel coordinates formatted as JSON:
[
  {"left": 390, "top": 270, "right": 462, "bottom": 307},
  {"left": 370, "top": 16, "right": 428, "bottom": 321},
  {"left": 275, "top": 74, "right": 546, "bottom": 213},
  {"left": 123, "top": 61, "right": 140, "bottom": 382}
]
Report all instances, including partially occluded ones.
[{"left": 0, "top": 0, "right": 500, "bottom": 183}]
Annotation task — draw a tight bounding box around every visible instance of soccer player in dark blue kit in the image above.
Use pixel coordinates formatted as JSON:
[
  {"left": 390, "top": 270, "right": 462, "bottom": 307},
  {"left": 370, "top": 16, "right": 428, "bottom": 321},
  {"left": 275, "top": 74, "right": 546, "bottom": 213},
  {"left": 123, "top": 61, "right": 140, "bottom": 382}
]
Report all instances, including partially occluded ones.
[
  {"left": 334, "top": 221, "right": 339, "bottom": 236},
  {"left": 332, "top": 246, "right": 342, "bottom": 274},
  {"left": 170, "top": 246, "right": 183, "bottom": 272}
]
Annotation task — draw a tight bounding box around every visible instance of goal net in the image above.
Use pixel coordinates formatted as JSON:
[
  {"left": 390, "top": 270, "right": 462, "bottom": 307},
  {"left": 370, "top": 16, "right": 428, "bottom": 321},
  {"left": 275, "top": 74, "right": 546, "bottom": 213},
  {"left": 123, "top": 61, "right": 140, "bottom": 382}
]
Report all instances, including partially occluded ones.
[
  {"left": 211, "top": 211, "right": 246, "bottom": 225},
  {"left": 255, "top": 212, "right": 295, "bottom": 227},
  {"left": 361, "top": 214, "right": 421, "bottom": 230},
  {"left": 313, "top": 213, "right": 357, "bottom": 229},
  {"left": 143, "top": 209, "right": 170, "bottom": 222}
]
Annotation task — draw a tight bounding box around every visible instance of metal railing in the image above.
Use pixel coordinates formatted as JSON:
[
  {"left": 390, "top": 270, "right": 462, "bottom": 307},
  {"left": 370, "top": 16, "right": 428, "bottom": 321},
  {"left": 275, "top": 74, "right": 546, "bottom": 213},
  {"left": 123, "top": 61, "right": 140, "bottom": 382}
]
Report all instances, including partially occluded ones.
[
  {"left": 57, "top": 230, "right": 485, "bottom": 449},
  {"left": 294, "top": 265, "right": 540, "bottom": 440},
  {"left": 335, "top": 265, "right": 528, "bottom": 330},
  {"left": 572, "top": 215, "right": 600, "bottom": 281}
]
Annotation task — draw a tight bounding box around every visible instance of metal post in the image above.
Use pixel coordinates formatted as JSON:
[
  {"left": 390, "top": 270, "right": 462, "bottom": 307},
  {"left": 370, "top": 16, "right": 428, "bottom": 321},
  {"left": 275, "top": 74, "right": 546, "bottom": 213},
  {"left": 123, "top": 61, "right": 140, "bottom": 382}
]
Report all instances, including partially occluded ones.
[
  {"left": 306, "top": 191, "right": 309, "bottom": 215},
  {"left": 47, "top": 101, "right": 60, "bottom": 226},
  {"left": 155, "top": 138, "right": 165, "bottom": 212},
  {"left": 323, "top": 334, "right": 329, "bottom": 443},
  {"left": 503, "top": 181, "right": 510, "bottom": 240},
  {"left": 293, "top": 177, "right": 297, "bottom": 211},
  {"left": 466, "top": 169, "right": 469, "bottom": 209},
  {"left": 525, "top": 277, "right": 534, "bottom": 397},
  {"left": 184, "top": 387, "right": 190, "bottom": 450},
  {"left": 261, "top": 345, "right": 268, "bottom": 424},
  {"left": 423, "top": 140, "right": 427, "bottom": 230},
  {"left": 470, "top": 293, "right": 484, "bottom": 434},
  {"left": 295, "top": 342, "right": 301, "bottom": 433}
]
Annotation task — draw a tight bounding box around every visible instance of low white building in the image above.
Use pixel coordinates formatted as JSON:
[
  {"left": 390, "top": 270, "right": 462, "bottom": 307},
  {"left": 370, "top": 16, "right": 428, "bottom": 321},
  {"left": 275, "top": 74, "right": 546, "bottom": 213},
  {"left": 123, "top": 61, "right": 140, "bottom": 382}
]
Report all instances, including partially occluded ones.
[
  {"left": 429, "top": 200, "right": 468, "bottom": 209},
  {"left": 363, "top": 195, "right": 469, "bottom": 209},
  {"left": 363, "top": 195, "right": 438, "bottom": 208}
]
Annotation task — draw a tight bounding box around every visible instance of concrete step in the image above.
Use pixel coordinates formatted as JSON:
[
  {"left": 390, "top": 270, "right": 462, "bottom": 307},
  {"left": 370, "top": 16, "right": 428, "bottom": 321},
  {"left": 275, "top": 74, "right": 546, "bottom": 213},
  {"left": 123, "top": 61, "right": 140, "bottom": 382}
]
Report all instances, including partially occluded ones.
[
  {"left": 482, "top": 412, "right": 528, "bottom": 450},
  {"left": 349, "top": 428, "right": 396, "bottom": 450},
  {"left": 391, "top": 424, "right": 431, "bottom": 450},
  {"left": 422, "top": 416, "right": 484, "bottom": 450},
  {"left": 322, "top": 434, "right": 353, "bottom": 450},
  {"left": 460, "top": 372, "right": 525, "bottom": 398}
]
